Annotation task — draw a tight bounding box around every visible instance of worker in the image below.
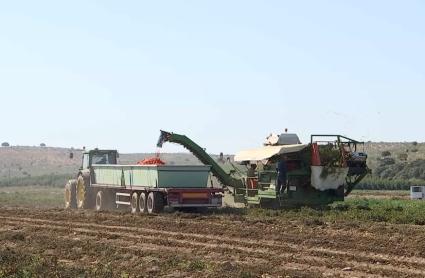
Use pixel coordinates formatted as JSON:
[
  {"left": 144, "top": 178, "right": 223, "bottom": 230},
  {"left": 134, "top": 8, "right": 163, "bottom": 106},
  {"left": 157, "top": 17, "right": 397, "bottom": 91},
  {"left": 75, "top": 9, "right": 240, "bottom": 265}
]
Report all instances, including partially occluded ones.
[
  {"left": 276, "top": 157, "right": 288, "bottom": 194},
  {"left": 247, "top": 163, "right": 257, "bottom": 190}
]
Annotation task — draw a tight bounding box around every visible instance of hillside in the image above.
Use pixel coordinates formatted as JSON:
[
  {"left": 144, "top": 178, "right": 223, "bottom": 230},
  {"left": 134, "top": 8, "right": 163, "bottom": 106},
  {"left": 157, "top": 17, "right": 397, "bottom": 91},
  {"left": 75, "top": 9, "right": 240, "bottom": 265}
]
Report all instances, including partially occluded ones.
[
  {"left": 363, "top": 142, "right": 425, "bottom": 171},
  {"left": 0, "top": 142, "right": 424, "bottom": 187},
  {"left": 0, "top": 146, "right": 220, "bottom": 187}
]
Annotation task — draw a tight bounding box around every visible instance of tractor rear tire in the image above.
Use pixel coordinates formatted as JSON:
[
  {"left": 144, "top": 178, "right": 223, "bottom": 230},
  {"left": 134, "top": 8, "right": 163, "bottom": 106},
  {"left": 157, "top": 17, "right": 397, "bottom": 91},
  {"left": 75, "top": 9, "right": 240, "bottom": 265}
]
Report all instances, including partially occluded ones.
[
  {"left": 147, "top": 192, "right": 164, "bottom": 214},
  {"left": 76, "top": 175, "right": 93, "bottom": 209},
  {"left": 64, "top": 180, "right": 77, "bottom": 209},
  {"left": 130, "top": 192, "right": 139, "bottom": 214},
  {"left": 139, "top": 192, "right": 147, "bottom": 214}
]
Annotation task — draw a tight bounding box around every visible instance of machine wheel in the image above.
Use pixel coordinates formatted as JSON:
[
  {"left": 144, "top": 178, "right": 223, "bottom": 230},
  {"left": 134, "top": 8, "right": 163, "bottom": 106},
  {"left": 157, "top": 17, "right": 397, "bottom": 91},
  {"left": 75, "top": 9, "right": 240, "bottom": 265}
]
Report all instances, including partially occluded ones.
[
  {"left": 95, "top": 191, "right": 106, "bottom": 212},
  {"left": 64, "top": 180, "right": 77, "bottom": 209},
  {"left": 139, "top": 192, "right": 147, "bottom": 214},
  {"left": 147, "top": 192, "right": 164, "bottom": 214},
  {"left": 130, "top": 192, "right": 139, "bottom": 214},
  {"left": 76, "top": 175, "right": 95, "bottom": 209}
]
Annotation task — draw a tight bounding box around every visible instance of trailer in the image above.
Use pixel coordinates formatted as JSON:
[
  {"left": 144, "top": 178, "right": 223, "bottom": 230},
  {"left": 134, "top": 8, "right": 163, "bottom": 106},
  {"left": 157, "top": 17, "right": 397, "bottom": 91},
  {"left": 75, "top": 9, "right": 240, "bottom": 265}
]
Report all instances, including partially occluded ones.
[{"left": 65, "top": 149, "right": 223, "bottom": 213}]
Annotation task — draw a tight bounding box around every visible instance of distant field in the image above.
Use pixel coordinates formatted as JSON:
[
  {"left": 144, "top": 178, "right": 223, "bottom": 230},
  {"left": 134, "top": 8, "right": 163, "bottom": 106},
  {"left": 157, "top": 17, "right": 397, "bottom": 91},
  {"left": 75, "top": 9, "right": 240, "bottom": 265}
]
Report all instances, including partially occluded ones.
[{"left": 0, "top": 186, "right": 63, "bottom": 208}]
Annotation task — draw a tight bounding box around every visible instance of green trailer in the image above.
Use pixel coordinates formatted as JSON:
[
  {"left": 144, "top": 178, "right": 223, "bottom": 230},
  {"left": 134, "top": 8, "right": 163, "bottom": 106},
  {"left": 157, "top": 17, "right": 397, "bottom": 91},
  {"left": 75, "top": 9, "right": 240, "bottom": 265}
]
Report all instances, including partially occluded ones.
[
  {"left": 93, "top": 165, "right": 211, "bottom": 189},
  {"left": 64, "top": 149, "right": 223, "bottom": 214}
]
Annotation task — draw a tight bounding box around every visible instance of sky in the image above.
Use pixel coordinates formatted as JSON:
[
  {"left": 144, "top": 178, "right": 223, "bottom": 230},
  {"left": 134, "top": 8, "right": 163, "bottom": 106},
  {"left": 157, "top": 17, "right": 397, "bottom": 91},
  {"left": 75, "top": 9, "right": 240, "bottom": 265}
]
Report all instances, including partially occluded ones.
[{"left": 0, "top": 1, "right": 424, "bottom": 154}]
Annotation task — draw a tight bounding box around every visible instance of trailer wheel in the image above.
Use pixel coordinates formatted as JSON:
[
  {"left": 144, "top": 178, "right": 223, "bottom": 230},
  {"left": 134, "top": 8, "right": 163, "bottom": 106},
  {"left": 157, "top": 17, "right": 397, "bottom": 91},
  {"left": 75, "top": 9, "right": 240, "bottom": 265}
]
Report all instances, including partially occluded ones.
[
  {"left": 139, "top": 192, "right": 147, "bottom": 214},
  {"left": 130, "top": 192, "right": 139, "bottom": 214},
  {"left": 64, "top": 180, "right": 77, "bottom": 209},
  {"left": 147, "top": 192, "right": 164, "bottom": 214},
  {"left": 95, "top": 191, "right": 105, "bottom": 212}
]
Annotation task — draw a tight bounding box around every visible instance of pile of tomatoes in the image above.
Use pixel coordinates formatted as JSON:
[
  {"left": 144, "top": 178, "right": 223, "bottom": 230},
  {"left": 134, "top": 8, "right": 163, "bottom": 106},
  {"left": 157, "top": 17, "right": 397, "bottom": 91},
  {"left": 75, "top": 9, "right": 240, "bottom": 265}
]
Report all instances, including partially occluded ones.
[{"left": 137, "top": 157, "right": 166, "bottom": 165}]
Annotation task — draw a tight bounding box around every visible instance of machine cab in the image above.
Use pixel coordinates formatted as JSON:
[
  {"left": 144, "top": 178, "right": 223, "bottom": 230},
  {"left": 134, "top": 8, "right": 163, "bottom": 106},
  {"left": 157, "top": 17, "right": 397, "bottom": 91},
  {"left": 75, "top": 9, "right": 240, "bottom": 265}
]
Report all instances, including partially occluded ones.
[{"left": 81, "top": 149, "right": 118, "bottom": 169}]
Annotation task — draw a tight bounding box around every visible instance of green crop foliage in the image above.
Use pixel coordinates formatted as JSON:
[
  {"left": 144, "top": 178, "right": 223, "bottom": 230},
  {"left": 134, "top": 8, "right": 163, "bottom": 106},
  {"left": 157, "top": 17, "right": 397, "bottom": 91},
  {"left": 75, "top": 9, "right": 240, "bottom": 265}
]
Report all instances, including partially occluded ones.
[
  {"left": 213, "top": 197, "right": 425, "bottom": 226},
  {"left": 0, "top": 186, "right": 64, "bottom": 208},
  {"left": 0, "top": 174, "right": 72, "bottom": 188},
  {"left": 356, "top": 176, "right": 425, "bottom": 191},
  {"left": 239, "top": 198, "right": 425, "bottom": 226}
]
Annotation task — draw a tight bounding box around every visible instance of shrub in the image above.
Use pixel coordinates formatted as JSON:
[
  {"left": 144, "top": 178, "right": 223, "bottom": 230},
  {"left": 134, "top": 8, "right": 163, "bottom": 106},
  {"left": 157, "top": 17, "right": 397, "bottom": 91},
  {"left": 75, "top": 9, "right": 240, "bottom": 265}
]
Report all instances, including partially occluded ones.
[
  {"left": 398, "top": 153, "right": 408, "bottom": 161},
  {"left": 379, "top": 157, "right": 395, "bottom": 166},
  {"left": 1, "top": 142, "right": 10, "bottom": 147},
  {"left": 381, "top": 151, "right": 391, "bottom": 157}
]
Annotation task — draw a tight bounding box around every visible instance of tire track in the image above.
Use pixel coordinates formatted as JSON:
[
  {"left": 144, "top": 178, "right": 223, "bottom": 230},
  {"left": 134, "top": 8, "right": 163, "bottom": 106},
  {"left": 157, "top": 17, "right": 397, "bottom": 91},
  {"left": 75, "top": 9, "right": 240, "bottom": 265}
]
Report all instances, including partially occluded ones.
[
  {"left": 2, "top": 215, "right": 425, "bottom": 269},
  {"left": 2, "top": 215, "right": 425, "bottom": 277},
  {"left": 2, "top": 208, "right": 418, "bottom": 259},
  {"left": 1, "top": 219, "right": 376, "bottom": 278}
]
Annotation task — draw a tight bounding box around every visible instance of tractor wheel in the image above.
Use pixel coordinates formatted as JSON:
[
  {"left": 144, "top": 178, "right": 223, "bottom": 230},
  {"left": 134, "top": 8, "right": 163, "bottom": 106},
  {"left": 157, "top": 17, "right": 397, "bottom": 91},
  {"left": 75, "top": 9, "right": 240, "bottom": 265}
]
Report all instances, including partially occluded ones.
[
  {"left": 95, "top": 191, "right": 106, "bottom": 212},
  {"left": 76, "top": 175, "right": 93, "bottom": 209},
  {"left": 64, "top": 180, "right": 77, "bottom": 209},
  {"left": 130, "top": 192, "right": 139, "bottom": 214},
  {"left": 147, "top": 192, "right": 164, "bottom": 214},
  {"left": 139, "top": 192, "right": 147, "bottom": 214}
]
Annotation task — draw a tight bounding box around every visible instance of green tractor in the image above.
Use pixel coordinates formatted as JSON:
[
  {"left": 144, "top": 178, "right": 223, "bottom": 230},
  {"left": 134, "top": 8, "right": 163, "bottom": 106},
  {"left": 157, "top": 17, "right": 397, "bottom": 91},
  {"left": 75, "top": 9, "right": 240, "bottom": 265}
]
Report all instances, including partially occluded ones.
[
  {"left": 65, "top": 149, "right": 118, "bottom": 209},
  {"left": 158, "top": 131, "right": 369, "bottom": 208}
]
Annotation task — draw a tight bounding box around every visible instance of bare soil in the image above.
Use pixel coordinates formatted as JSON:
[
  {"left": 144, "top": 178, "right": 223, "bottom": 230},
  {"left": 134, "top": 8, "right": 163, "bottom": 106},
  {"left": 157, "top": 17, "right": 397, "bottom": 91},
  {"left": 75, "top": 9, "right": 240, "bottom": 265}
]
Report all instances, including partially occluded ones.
[{"left": 1, "top": 206, "right": 425, "bottom": 277}]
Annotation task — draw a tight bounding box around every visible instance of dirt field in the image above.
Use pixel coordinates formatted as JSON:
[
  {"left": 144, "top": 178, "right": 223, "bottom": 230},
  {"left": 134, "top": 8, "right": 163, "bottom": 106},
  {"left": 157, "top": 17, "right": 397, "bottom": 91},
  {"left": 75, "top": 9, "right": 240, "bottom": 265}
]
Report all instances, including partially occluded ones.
[{"left": 1, "top": 205, "right": 425, "bottom": 278}]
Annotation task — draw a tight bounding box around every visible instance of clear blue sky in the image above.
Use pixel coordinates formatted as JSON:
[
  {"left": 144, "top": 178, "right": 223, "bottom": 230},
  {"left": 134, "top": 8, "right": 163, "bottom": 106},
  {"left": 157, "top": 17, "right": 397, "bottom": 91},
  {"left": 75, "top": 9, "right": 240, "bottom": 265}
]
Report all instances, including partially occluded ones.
[{"left": 0, "top": 1, "right": 424, "bottom": 153}]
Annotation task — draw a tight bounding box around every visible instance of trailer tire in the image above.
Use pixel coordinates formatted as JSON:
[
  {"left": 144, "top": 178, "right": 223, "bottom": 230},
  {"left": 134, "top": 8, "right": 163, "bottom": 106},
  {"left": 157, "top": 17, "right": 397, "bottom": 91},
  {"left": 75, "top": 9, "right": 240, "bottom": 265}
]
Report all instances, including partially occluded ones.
[
  {"left": 64, "top": 180, "right": 77, "bottom": 209},
  {"left": 139, "top": 192, "right": 147, "bottom": 214},
  {"left": 95, "top": 191, "right": 106, "bottom": 212},
  {"left": 147, "top": 192, "right": 164, "bottom": 214},
  {"left": 130, "top": 192, "right": 139, "bottom": 214}
]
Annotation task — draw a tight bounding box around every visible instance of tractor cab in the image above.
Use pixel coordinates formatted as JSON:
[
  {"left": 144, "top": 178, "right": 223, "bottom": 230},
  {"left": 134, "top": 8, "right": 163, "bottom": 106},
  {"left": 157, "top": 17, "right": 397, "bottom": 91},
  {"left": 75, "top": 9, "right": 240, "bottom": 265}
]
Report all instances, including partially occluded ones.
[{"left": 81, "top": 149, "right": 118, "bottom": 169}]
